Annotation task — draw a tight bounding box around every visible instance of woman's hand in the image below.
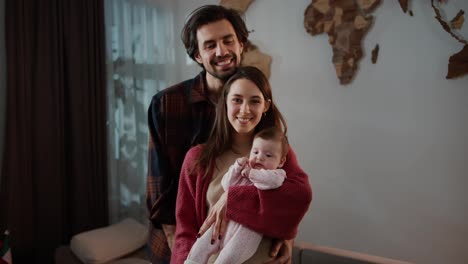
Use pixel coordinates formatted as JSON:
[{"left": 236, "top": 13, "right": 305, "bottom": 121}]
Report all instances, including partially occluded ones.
[
  {"left": 197, "top": 192, "right": 228, "bottom": 243},
  {"left": 161, "top": 224, "right": 176, "bottom": 251}
]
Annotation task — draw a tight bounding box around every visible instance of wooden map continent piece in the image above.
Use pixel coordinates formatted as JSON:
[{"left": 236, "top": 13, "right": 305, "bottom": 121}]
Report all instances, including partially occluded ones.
[
  {"left": 241, "top": 42, "right": 273, "bottom": 79},
  {"left": 450, "top": 10, "right": 465, "bottom": 30},
  {"left": 371, "top": 44, "right": 379, "bottom": 64},
  {"left": 304, "top": 0, "right": 381, "bottom": 85},
  {"left": 431, "top": 0, "right": 467, "bottom": 45},
  {"left": 398, "top": 0, "right": 408, "bottom": 13},
  {"left": 397, "top": 0, "right": 414, "bottom": 16},
  {"left": 219, "top": 0, "right": 272, "bottom": 79},
  {"left": 446, "top": 44, "right": 468, "bottom": 79},
  {"left": 431, "top": 0, "right": 468, "bottom": 79},
  {"left": 219, "top": 0, "right": 254, "bottom": 14}
]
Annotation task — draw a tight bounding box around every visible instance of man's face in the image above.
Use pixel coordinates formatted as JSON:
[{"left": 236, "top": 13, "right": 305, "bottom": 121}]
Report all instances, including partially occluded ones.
[{"left": 195, "top": 19, "right": 244, "bottom": 82}]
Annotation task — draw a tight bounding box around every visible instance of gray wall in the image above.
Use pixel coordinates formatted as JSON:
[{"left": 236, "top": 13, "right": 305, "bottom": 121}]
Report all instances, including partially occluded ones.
[
  {"left": 0, "top": 0, "right": 6, "bottom": 183},
  {"left": 177, "top": 1, "right": 468, "bottom": 263}
]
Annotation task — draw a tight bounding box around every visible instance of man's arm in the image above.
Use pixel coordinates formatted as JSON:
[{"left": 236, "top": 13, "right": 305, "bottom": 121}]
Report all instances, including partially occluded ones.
[
  {"left": 146, "top": 94, "right": 179, "bottom": 253},
  {"left": 161, "top": 224, "right": 176, "bottom": 251},
  {"left": 147, "top": 94, "right": 174, "bottom": 226},
  {"left": 265, "top": 239, "right": 293, "bottom": 264}
]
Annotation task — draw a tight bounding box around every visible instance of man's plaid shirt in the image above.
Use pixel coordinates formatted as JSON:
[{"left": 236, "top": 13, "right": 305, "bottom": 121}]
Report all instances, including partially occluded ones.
[{"left": 146, "top": 72, "right": 215, "bottom": 262}]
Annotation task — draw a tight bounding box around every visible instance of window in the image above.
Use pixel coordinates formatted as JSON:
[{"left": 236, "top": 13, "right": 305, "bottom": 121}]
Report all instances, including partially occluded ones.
[{"left": 104, "top": 0, "right": 177, "bottom": 224}]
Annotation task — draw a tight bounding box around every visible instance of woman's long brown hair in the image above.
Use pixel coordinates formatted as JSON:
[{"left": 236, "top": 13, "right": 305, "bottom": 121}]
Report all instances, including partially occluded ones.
[{"left": 195, "top": 66, "right": 287, "bottom": 174}]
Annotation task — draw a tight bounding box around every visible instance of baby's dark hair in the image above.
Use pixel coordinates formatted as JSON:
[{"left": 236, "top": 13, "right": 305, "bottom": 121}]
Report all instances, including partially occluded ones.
[{"left": 254, "top": 127, "right": 289, "bottom": 158}]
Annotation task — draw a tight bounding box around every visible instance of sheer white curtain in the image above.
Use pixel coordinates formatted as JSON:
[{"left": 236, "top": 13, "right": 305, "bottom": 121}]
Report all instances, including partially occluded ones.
[{"left": 104, "top": 0, "right": 177, "bottom": 224}]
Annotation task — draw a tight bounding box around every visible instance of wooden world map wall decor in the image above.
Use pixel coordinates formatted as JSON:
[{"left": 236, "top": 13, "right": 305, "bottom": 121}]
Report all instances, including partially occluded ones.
[
  {"left": 303, "top": 0, "right": 467, "bottom": 84},
  {"left": 221, "top": 0, "right": 467, "bottom": 83},
  {"left": 304, "top": 0, "right": 382, "bottom": 85}
]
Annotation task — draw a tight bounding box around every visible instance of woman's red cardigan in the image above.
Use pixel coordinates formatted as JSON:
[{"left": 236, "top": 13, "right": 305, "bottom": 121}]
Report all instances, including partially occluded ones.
[{"left": 171, "top": 145, "right": 312, "bottom": 264}]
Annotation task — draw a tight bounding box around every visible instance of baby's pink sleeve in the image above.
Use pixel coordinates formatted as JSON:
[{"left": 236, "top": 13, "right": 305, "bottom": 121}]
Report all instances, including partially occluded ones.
[
  {"left": 248, "top": 169, "right": 286, "bottom": 190},
  {"left": 221, "top": 161, "right": 244, "bottom": 191}
]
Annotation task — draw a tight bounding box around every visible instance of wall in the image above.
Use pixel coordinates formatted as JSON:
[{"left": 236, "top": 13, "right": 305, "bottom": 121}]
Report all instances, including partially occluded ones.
[
  {"left": 0, "top": 0, "right": 6, "bottom": 183},
  {"left": 175, "top": 1, "right": 468, "bottom": 263}
]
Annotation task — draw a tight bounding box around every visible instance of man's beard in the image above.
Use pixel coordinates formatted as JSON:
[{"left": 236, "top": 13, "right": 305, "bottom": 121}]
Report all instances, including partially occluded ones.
[{"left": 207, "top": 53, "right": 239, "bottom": 81}]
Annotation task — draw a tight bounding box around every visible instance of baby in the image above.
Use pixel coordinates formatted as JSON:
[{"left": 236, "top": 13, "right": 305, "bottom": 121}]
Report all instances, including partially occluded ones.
[{"left": 185, "top": 126, "right": 289, "bottom": 264}]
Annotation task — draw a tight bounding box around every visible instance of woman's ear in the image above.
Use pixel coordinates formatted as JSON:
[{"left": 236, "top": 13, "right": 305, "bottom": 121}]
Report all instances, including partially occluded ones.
[{"left": 264, "top": 99, "right": 271, "bottom": 113}]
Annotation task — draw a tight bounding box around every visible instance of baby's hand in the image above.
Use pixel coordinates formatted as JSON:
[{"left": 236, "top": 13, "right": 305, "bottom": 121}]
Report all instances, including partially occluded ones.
[
  {"left": 236, "top": 157, "right": 248, "bottom": 167},
  {"left": 241, "top": 165, "right": 251, "bottom": 178}
]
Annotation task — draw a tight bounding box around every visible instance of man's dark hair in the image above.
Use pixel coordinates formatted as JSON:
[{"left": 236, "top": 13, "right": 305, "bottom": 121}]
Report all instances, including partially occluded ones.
[{"left": 181, "top": 5, "right": 249, "bottom": 62}]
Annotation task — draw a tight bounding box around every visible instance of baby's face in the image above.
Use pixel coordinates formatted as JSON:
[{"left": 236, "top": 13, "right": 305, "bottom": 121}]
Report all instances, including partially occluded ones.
[{"left": 248, "top": 137, "right": 285, "bottom": 170}]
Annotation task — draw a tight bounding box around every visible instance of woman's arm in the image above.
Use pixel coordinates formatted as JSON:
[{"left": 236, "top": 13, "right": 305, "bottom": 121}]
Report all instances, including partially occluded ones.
[
  {"left": 226, "top": 148, "right": 312, "bottom": 239},
  {"left": 171, "top": 147, "right": 202, "bottom": 264}
]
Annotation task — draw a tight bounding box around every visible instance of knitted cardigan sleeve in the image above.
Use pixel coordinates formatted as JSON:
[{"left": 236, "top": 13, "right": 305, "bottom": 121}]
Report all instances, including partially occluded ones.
[
  {"left": 171, "top": 146, "right": 202, "bottom": 264},
  {"left": 226, "top": 148, "right": 312, "bottom": 239}
]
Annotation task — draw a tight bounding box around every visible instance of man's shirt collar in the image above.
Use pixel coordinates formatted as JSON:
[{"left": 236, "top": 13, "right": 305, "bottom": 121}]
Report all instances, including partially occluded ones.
[{"left": 190, "top": 71, "right": 210, "bottom": 104}]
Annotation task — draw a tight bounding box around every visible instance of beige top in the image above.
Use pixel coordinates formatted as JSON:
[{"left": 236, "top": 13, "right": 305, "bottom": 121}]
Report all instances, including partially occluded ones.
[{"left": 206, "top": 149, "right": 273, "bottom": 264}]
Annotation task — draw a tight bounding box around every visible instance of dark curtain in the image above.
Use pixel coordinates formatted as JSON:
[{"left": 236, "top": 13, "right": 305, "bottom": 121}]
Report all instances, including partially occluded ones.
[{"left": 0, "top": 0, "right": 108, "bottom": 263}]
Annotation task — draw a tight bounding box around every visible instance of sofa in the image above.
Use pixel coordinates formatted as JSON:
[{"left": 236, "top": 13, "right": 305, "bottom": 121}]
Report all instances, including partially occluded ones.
[
  {"left": 292, "top": 242, "right": 412, "bottom": 264},
  {"left": 55, "top": 218, "right": 151, "bottom": 264},
  {"left": 55, "top": 218, "right": 412, "bottom": 264}
]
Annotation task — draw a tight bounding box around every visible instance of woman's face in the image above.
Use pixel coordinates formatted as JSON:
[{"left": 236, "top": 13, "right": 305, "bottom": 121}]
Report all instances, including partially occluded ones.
[{"left": 226, "top": 78, "right": 270, "bottom": 137}]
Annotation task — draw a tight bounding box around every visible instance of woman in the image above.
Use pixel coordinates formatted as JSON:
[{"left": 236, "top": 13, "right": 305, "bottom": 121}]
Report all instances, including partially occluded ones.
[{"left": 171, "top": 66, "right": 312, "bottom": 263}]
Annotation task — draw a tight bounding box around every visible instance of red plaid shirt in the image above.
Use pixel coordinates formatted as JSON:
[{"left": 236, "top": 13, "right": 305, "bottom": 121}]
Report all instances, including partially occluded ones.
[{"left": 146, "top": 72, "right": 215, "bottom": 262}]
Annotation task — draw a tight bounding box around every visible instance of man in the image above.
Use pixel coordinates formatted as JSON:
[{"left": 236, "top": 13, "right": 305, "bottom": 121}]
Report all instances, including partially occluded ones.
[{"left": 146, "top": 5, "right": 292, "bottom": 263}]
